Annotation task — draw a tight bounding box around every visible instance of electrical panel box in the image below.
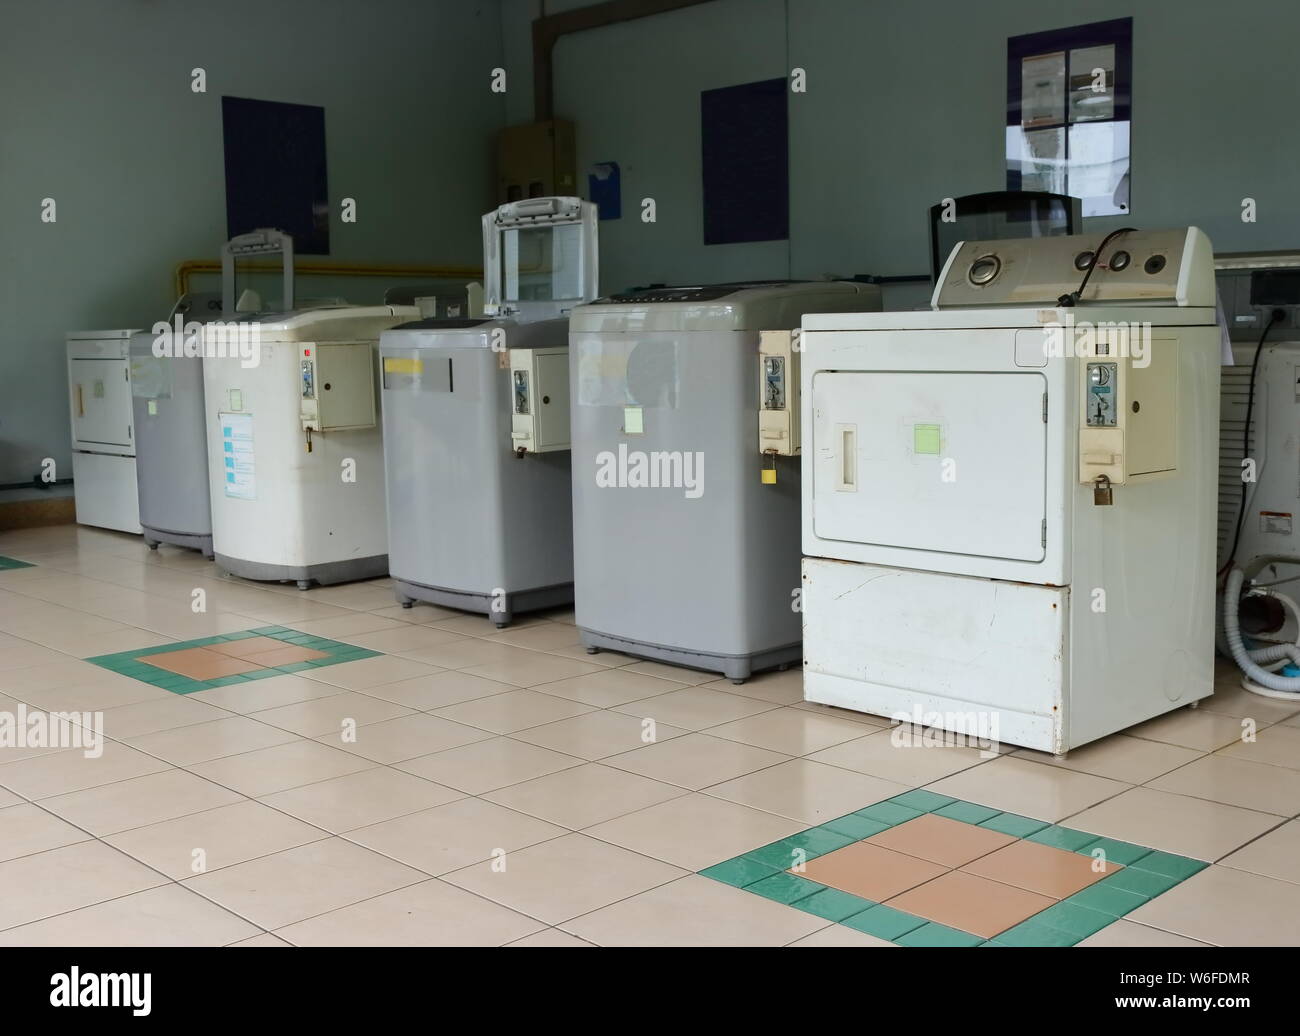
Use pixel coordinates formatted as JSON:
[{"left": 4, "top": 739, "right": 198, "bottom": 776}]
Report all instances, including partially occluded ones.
[
  {"left": 299, "top": 342, "right": 377, "bottom": 432},
  {"left": 509, "top": 346, "right": 570, "bottom": 454},
  {"left": 759, "top": 329, "right": 800, "bottom": 456},
  {"left": 1078, "top": 333, "right": 1178, "bottom": 487},
  {"left": 496, "top": 120, "right": 577, "bottom": 204}
]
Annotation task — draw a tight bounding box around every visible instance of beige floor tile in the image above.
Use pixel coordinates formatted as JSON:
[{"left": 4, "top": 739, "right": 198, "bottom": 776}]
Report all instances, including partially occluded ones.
[
  {"left": 228, "top": 933, "right": 292, "bottom": 946},
  {"left": 484, "top": 762, "right": 687, "bottom": 829},
  {"left": 0, "top": 740, "right": 169, "bottom": 799},
  {"left": 340, "top": 625, "right": 466, "bottom": 655},
  {"left": 248, "top": 691, "right": 413, "bottom": 738},
  {"left": 618, "top": 660, "right": 717, "bottom": 685},
  {"left": 397, "top": 737, "right": 583, "bottom": 795},
  {"left": 307, "top": 654, "right": 444, "bottom": 691},
  {"left": 275, "top": 878, "right": 545, "bottom": 946},
  {"left": 285, "top": 613, "right": 407, "bottom": 639},
  {"left": 807, "top": 728, "right": 988, "bottom": 785},
  {"left": 126, "top": 716, "right": 300, "bottom": 765},
  {"left": 787, "top": 924, "right": 897, "bottom": 947},
  {"left": 1201, "top": 681, "right": 1300, "bottom": 724},
  {"left": 441, "top": 832, "right": 685, "bottom": 925},
  {"left": 1218, "top": 820, "right": 1300, "bottom": 884},
  {"left": 1126, "top": 864, "right": 1300, "bottom": 946},
  {"left": 0, "top": 657, "right": 134, "bottom": 693},
  {"left": 189, "top": 740, "right": 375, "bottom": 797},
  {"left": 602, "top": 732, "right": 789, "bottom": 790},
  {"left": 357, "top": 670, "right": 515, "bottom": 710},
  {"left": 94, "top": 696, "right": 231, "bottom": 739},
  {"left": 399, "top": 638, "right": 532, "bottom": 671},
  {"left": 0, "top": 840, "right": 167, "bottom": 930},
  {"left": 427, "top": 614, "right": 542, "bottom": 637},
  {"left": 487, "top": 623, "right": 583, "bottom": 652},
  {"left": 531, "top": 668, "right": 686, "bottom": 708},
  {"left": 705, "top": 707, "right": 872, "bottom": 756},
  {"left": 582, "top": 793, "right": 805, "bottom": 870},
  {"left": 40, "top": 769, "right": 243, "bottom": 836},
  {"left": 1147, "top": 753, "right": 1300, "bottom": 815},
  {"left": 19, "top": 678, "right": 173, "bottom": 713},
  {"left": 788, "top": 699, "right": 891, "bottom": 728},
  {"left": 1013, "top": 734, "right": 1202, "bottom": 785},
  {"left": 432, "top": 688, "right": 596, "bottom": 734},
  {"left": 1066, "top": 786, "right": 1282, "bottom": 861},
  {"left": 462, "top": 653, "right": 604, "bottom": 687},
  {"left": 704, "top": 758, "right": 909, "bottom": 825},
  {"left": 699, "top": 667, "right": 806, "bottom": 705},
  {"left": 346, "top": 797, "right": 566, "bottom": 874},
  {"left": 259, "top": 767, "right": 462, "bottom": 832},
  {"left": 1216, "top": 722, "right": 1300, "bottom": 771},
  {"left": 927, "top": 755, "right": 1129, "bottom": 823},
  {"left": 0, "top": 786, "right": 19, "bottom": 808},
  {"left": 506, "top": 928, "right": 595, "bottom": 947},
  {"left": 563, "top": 873, "right": 826, "bottom": 947},
  {"left": 512, "top": 709, "right": 690, "bottom": 760},
  {"left": 1076, "top": 919, "right": 1212, "bottom": 947},
  {"left": 612, "top": 686, "right": 780, "bottom": 731},
  {"left": 317, "top": 713, "right": 493, "bottom": 764},
  {"left": 105, "top": 799, "right": 327, "bottom": 879},
  {"left": 0, "top": 884, "right": 260, "bottom": 946},
  {"left": 1128, "top": 707, "right": 1252, "bottom": 752},
  {"left": 183, "top": 836, "right": 426, "bottom": 930},
  {"left": 0, "top": 801, "right": 92, "bottom": 861},
  {"left": 189, "top": 672, "right": 347, "bottom": 714}
]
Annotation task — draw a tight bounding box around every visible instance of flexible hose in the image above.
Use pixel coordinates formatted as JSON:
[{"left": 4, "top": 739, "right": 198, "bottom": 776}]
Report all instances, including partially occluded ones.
[{"left": 1224, "top": 568, "right": 1300, "bottom": 695}]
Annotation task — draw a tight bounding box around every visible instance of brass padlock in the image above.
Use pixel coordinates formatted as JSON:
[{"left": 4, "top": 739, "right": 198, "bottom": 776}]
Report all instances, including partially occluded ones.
[{"left": 1093, "top": 475, "right": 1113, "bottom": 506}]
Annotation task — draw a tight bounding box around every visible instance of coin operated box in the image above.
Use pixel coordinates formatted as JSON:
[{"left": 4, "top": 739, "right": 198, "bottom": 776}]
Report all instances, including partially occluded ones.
[
  {"left": 1078, "top": 330, "right": 1178, "bottom": 496},
  {"left": 509, "top": 347, "right": 570, "bottom": 455},
  {"left": 759, "top": 329, "right": 801, "bottom": 458},
  {"left": 299, "top": 342, "right": 378, "bottom": 433}
]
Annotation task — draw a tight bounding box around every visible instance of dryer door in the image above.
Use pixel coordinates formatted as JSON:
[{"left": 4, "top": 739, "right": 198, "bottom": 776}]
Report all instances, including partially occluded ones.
[{"left": 810, "top": 369, "right": 1049, "bottom": 562}]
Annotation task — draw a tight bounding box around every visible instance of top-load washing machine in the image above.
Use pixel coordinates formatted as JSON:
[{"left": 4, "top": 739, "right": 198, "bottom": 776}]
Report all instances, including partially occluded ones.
[
  {"left": 381, "top": 197, "right": 598, "bottom": 626},
  {"left": 800, "top": 228, "right": 1220, "bottom": 752},
  {"left": 568, "top": 280, "right": 881, "bottom": 682}
]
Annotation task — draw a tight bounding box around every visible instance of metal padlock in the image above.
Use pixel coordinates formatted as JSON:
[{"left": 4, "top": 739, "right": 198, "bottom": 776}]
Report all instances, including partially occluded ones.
[{"left": 1093, "top": 475, "right": 1113, "bottom": 506}]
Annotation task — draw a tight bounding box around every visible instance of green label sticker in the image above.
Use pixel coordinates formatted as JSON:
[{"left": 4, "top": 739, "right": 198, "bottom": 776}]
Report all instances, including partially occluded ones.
[
  {"left": 914, "top": 424, "right": 941, "bottom": 455},
  {"left": 624, "top": 406, "right": 644, "bottom": 435}
]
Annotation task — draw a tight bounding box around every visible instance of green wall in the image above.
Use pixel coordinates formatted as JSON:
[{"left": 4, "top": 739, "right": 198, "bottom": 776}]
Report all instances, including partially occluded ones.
[{"left": 0, "top": 0, "right": 506, "bottom": 485}]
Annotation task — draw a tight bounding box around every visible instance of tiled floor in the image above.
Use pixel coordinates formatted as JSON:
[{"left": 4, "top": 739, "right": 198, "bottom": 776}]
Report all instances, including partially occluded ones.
[{"left": 0, "top": 523, "right": 1298, "bottom": 946}]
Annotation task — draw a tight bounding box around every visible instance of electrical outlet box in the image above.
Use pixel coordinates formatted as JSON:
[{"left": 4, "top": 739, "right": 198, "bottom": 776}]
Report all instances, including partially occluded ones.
[
  {"left": 509, "top": 346, "right": 570, "bottom": 454},
  {"left": 1079, "top": 333, "right": 1177, "bottom": 486},
  {"left": 759, "top": 329, "right": 800, "bottom": 456},
  {"left": 299, "top": 342, "right": 377, "bottom": 432}
]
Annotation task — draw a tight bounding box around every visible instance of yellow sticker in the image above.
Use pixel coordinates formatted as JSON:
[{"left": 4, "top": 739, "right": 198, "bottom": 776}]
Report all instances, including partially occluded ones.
[
  {"left": 761, "top": 468, "right": 777, "bottom": 485},
  {"left": 383, "top": 357, "right": 423, "bottom": 375},
  {"left": 147, "top": 400, "right": 158, "bottom": 416}
]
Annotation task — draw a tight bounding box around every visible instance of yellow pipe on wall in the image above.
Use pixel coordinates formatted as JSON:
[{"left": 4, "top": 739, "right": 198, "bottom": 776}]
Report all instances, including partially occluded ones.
[{"left": 174, "top": 259, "right": 483, "bottom": 299}]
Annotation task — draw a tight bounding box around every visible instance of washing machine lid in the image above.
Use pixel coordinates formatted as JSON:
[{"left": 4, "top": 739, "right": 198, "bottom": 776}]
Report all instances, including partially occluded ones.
[
  {"left": 569, "top": 281, "right": 878, "bottom": 333},
  {"left": 67, "top": 329, "right": 140, "bottom": 341},
  {"left": 380, "top": 316, "right": 570, "bottom": 352},
  {"left": 207, "top": 305, "right": 419, "bottom": 341}
]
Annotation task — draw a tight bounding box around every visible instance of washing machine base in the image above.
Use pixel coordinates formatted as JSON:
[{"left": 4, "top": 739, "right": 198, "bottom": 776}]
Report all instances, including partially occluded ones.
[
  {"left": 392, "top": 577, "right": 573, "bottom": 628},
  {"left": 142, "top": 524, "right": 214, "bottom": 559},
  {"left": 214, "top": 552, "right": 388, "bottom": 589},
  {"left": 576, "top": 627, "right": 800, "bottom": 683}
]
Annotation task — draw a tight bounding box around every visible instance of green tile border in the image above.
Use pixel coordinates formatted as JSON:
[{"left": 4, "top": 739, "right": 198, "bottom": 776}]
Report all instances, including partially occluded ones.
[
  {"left": 85, "top": 627, "right": 382, "bottom": 695},
  {"left": 0, "top": 555, "right": 35, "bottom": 570},
  {"left": 699, "top": 792, "right": 1210, "bottom": 947}
]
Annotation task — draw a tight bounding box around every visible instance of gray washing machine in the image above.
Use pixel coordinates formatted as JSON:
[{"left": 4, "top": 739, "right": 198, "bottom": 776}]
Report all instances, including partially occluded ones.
[
  {"left": 131, "top": 292, "right": 223, "bottom": 557},
  {"left": 568, "top": 281, "right": 881, "bottom": 682},
  {"left": 381, "top": 197, "right": 598, "bottom": 626}
]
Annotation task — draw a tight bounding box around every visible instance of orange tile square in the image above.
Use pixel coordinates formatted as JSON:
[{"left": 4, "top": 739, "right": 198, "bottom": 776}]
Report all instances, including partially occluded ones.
[
  {"left": 208, "top": 637, "right": 291, "bottom": 661},
  {"left": 961, "top": 838, "right": 1121, "bottom": 898},
  {"left": 864, "top": 813, "right": 1016, "bottom": 868},
  {"left": 137, "top": 647, "right": 265, "bottom": 680},
  {"left": 886, "top": 871, "right": 1056, "bottom": 938},
  {"left": 796, "top": 842, "right": 948, "bottom": 902},
  {"left": 233, "top": 644, "right": 329, "bottom": 667}
]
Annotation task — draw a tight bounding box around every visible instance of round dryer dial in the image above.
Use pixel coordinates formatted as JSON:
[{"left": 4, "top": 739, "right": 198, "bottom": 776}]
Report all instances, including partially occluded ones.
[{"left": 968, "top": 254, "right": 1001, "bottom": 286}]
